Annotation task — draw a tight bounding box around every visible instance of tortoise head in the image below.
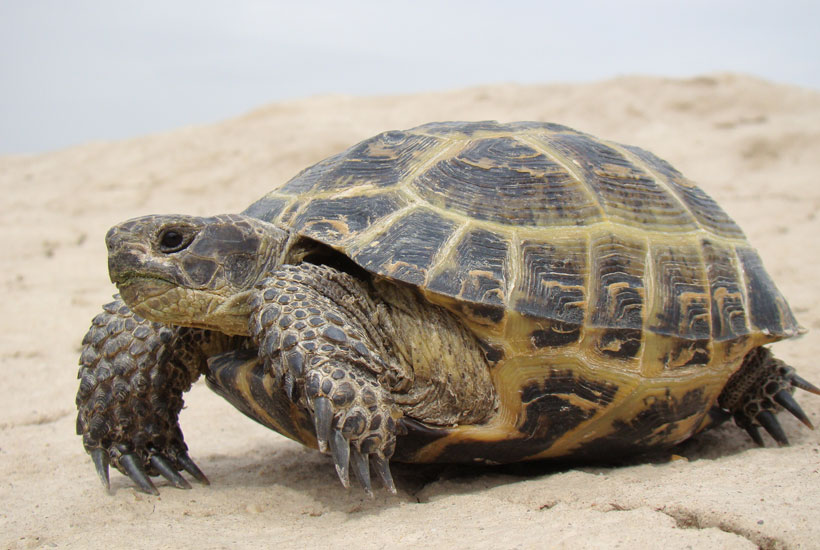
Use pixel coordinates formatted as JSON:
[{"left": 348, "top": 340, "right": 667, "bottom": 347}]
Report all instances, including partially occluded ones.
[{"left": 106, "top": 214, "right": 289, "bottom": 335}]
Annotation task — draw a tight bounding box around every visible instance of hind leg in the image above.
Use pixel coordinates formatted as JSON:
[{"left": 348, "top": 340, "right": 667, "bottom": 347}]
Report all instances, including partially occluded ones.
[{"left": 718, "top": 347, "right": 819, "bottom": 445}]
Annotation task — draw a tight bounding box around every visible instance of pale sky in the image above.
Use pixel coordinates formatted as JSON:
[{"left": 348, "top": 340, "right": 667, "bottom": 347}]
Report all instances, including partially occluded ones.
[{"left": 2, "top": 0, "right": 818, "bottom": 154}]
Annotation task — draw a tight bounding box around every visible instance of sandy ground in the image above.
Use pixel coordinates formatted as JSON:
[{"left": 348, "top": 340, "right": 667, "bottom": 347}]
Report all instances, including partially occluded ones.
[{"left": 1, "top": 74, "right": 819, "bottom": 549}]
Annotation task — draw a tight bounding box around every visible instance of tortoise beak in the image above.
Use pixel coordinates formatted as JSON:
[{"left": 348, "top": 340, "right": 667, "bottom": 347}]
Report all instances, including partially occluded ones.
[{"left": 106, "top": 219, "right": 152, "bottom": 285}]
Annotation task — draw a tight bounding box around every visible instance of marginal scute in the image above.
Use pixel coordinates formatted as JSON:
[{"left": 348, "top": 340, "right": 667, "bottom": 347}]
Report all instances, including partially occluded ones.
[
  {"left": 530, "top": 323, "right": 581, "bottom": 348},
  {"left": 665, "top": 338, "right": 713, "bottom": 369},
  {"left": 596, "top": 328, "right": 643, "bottom": 360},
  {"left": 737, "top": 246, "right": 800, "bottom": 337}
]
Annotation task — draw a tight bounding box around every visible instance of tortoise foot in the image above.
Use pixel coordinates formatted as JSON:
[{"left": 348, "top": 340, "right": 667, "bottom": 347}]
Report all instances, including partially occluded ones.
[
  {"left": 719, "top": 347, "right": 819, "bottom": 446},
  {"left": 305, "top": 362, "right": 401, "bottom": 496}
]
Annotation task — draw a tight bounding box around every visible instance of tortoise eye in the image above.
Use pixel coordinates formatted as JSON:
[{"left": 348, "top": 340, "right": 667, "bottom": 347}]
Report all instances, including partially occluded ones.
[{"left": 158, "top": 228, "right": 190, "bottom": 253}]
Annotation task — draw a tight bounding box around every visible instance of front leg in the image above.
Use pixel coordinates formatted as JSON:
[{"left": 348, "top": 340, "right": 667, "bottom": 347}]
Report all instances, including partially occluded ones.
[
  {"left": 249, "top": 264, "right": 403, "bottom": 495},
  {"left": 75, "top": 296, "right": 231, "bottom": 494}
]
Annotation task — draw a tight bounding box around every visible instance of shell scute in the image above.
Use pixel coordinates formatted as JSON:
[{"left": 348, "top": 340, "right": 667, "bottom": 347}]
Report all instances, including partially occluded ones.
[
  {"left": 649, "top": 243, "right": 712, "bottom": 341},
  {"left": 546, "top": 133, "right": 698, "bottom": 231},
  {"left": 411, "top": 136, "right": 601, "bottom": 227},
  {"left": 426, "top": 226, "right": 510, "bottom": 324},
  {"left": 281, "top": 131, "right": 445, "bottom": 197},
  {"left": 737, "top": 246, "right": 800, "bottom": 338},
  {"left": 588, "top": 234, "right": 647, "bottom": 360},
  {"left": 290, "top": 191, "right": 408, "bottom": 244},
  {"left": 589, "top": 233, "right": 647, "bottom": 331},
  {"left": 513, "top": 236, "right": 588, "bottom": 347},
  {"left": 350, "top": 209, "right": 457, "bottom": 286},
  {"left": 701, "top": 239, "right": 750, "bottom": 341},
  {"left": 243, "top": 195, "right": 290, "bottom": 224},
  {"left": 623, "top": 145, "right": 745, "bottom": 239}
]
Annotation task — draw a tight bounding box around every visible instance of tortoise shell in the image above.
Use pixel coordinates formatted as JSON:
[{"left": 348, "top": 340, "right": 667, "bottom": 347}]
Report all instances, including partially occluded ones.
[{"left": 244, "top": 121, "right": 800, "bottom": 461}]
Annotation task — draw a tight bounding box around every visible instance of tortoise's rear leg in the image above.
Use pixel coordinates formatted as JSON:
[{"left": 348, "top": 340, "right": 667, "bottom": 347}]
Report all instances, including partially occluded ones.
[{"left": 718, "top": 347, "right": 819, "bottom": 445}]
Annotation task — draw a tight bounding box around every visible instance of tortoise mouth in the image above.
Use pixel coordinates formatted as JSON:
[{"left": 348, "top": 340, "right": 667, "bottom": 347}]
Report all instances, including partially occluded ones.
[
  {"left": 116, "top": 275, "right": 177, "bottom": 308},
  {"left": 112, "top": 271, "right": 172, "bottom": 286},
  {"left": 115, "top": 274, "right": 252, "bottom": 336}
]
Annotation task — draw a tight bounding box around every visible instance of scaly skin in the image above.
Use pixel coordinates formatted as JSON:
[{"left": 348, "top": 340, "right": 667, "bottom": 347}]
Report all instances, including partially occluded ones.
[
  {"left": 718, "top": 347, "right": 820, "bottom": 445},
  {"left": 76, "top": 296, "right": 236, "bottom": 493},
  {"left": 248, "top": 263, "right": 404, "bottom": 494}
]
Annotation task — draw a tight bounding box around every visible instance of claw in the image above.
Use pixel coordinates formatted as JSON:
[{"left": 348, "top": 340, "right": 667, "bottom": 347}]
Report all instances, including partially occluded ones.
[
  {"left": 756, "top": 410, "right": 790, "bottom": 446},
  {"left": 774, "top": 390, "right": 814, "bottom": 429},
  {"left": 372, "top": 455, "right": 396, "bottom": 495},
  {"left": 735, "top": 414, "right": 765, "bottom": 447},
  {"left": 313, "top": 397, "right": 333, "bottom": 453},
  {"left": 91, "top": 448, "right": 110, "bottom": 491},
  {"left": 350, "top": 448, "right": 372, "bottom": 497},
  {"left": 178, "top": 453, "right": 209, "bottom": 485},
  {"left": 330, "top": 429, "right": 350, "bottom": 488},
  {"left": 120, "top": 453, "right": 159, "bottom": 495},
  {"left": 791, "top": 374, "right": 820, "bottom": 396},
  {"left": 284, "top": 372, "right": 295, "bottom": 401},
  {"left": 151, "top": 455, "right": 192, "bottom": 489}
]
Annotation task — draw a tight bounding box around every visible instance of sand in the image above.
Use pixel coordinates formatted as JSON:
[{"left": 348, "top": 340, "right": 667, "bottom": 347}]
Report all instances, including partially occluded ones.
[{"left": 1, "top": 73, "right": 819, "bottom": 549}]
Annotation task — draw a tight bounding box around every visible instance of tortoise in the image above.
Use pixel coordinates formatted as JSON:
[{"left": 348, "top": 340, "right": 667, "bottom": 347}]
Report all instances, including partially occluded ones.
[{"left": 76, "top": 120, "right": 819, "bottom": 496}]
